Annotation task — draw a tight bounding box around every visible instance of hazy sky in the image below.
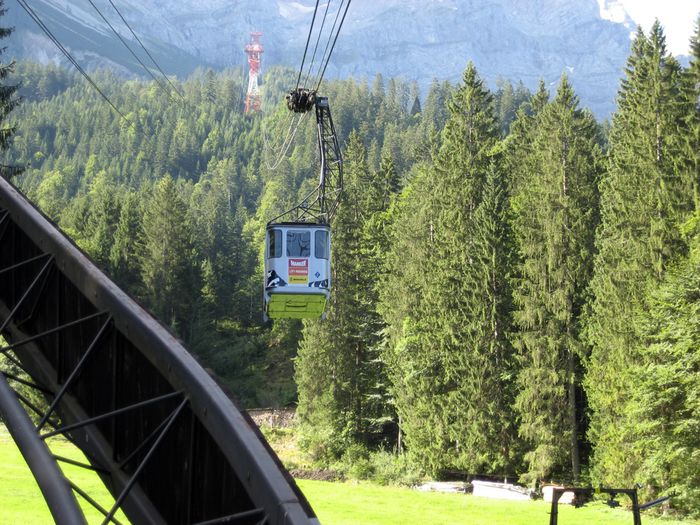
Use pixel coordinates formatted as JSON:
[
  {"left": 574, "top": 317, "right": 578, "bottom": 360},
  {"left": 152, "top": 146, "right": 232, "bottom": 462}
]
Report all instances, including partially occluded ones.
[{"left": 619, "top": 0, "right": 698, "bottom": 55}]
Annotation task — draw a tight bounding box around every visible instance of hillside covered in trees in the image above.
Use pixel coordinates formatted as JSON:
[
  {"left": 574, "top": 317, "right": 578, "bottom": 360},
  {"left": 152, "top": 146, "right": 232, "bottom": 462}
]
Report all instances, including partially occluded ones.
[{"left": 6, "top": 18, "right": 700, "bottom": 516}]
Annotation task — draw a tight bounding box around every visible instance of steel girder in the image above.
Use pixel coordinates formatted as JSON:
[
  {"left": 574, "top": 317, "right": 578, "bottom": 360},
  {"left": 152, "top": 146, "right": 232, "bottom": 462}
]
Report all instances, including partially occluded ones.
[{"left": 0, "top": 177, "right": 318, "bottom": 525}]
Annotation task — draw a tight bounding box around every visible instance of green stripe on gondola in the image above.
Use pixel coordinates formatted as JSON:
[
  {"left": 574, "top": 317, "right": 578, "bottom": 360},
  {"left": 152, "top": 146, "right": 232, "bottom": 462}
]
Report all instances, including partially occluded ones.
[{"left": 267, "top": 293, "right": 328, "bottom": 319}]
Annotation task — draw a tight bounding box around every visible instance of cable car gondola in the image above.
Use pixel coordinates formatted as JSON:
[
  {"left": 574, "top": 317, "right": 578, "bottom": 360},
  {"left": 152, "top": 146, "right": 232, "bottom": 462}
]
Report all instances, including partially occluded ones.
[
  {"left": 263, "top": 93, "right": 342, "bottom": 321},
  {"left": 264, "top": 222, "right": 330, "bottom": 319}
]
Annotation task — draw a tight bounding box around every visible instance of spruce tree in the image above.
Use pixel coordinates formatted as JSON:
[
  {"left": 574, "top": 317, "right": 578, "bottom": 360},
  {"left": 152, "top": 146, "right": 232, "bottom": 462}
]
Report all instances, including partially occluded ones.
[
  {"left": 109, "top": 191, "right": 142, "bottom": 291},
  {"left": 622, "top": 21, "right": 700, "bottom": 513},
  {"left": 378, "top": 162, "right": 448, "bottom": 466},
  {"left": 0, "top": 0, "right": 19, "bottom": 180},
  {"left": 630, "top": 219, "right": 700, "bottom": 514},
  {"left": 585, "top": 23, "right": 693, "bottom": 485},
  {"left": 387, "top": 63, "right": 518, "bottom": 474},
  {"left": 681, "top": 17, "right": 700, "bottom": 210},
  {"left": 296, "top": 132, "right": 395, "bottom": 459},
  {"left": 511, "top": 76, "right": 601, "bottom": 482},
  {"left": 139, "top": 176, "right": 197, "bottom": 341}
]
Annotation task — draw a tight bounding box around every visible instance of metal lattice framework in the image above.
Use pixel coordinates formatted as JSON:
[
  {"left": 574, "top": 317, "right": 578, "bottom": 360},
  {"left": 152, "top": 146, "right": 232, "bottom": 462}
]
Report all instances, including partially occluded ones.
[
  {"left": 244, "top": 32, "right": 264, "bottom": 114},
  {"left": 270, "top": 96, "right": 342, "bottom": 225},
  {"left": 0, "top": 177, "right": 317, "bottom": 525}
]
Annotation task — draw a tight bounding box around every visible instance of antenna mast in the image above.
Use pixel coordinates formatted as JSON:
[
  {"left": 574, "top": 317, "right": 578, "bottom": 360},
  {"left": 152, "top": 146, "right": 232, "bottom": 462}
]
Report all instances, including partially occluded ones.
[{"left": 244, "top": 32, "right": 264, "bottom": 113}]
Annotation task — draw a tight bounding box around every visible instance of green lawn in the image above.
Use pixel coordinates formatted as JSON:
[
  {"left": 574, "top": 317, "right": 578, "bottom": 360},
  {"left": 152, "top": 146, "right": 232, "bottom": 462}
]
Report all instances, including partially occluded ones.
[
  {"left": 296, "top": 479, "right": 695, "bottom": 525},
  {"left": 0, "top": 425, "right": 129, "bottom": 524},
  {"left": 1, "top": 424, "right": 696, "bottom": 524}
]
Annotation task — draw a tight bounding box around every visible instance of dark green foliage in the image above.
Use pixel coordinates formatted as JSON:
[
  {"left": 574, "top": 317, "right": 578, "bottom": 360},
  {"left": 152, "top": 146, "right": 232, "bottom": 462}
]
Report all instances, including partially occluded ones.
[
  {"left": 381, "top": 63, "right": 519, "bottom": 475},
  {"left": 681, "top": 17, "right": 700, "bottom": 210},
  {"left": 629, "top": 216, "right": 700, "bottom": 515},
  {"left": 0, "top": 0, "right": 19, "bottom": 179},
  {"left": 585, "top": 23, "right": 695, "bottom": 486},
  {"left": 296, "top": 132, "right": 396, "bottom": 461},
  {"left": 511, "top": 76, "right": 601, "bottom": 483},
  {"left": 8, "top": 17, "right": 700, "bottom": 512},
  {"left": 140, "top": 175, "right": 197, "bottom": 339}
]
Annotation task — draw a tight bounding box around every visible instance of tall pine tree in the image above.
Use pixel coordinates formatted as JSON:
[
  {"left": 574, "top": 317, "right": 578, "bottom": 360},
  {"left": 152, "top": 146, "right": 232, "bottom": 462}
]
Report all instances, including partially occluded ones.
[
  {"left": 585, "top": 23, "right": 693, "bottom": 485},
  {"left": 0, "top": 0, "right": 19, "bottom": 180},
  {"left": 139, "top": 176, "right": 197, "bottom": 341},
  {"left": 296, "top": 132, "right": 395, "bottom": 460},
  {"left": 511, "top": 76, "right": 601, "bottom": 482},
  {"left": 386, "top": 63, "right": 518, "bottom": 474}
]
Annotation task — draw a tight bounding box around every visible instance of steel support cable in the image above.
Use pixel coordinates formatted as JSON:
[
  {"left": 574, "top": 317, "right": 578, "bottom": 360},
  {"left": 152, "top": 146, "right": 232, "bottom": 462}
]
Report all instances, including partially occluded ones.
[
  {"left": 0, "top": 310, "right": 107, "bottom": 357},
  {"left": 315, "top": 0, "right": 352, "bottom": 91},
  {"left": 262, "top": 114, "right": 293, "bottom": 170},
  {"left": 117, "top": 404, "right": 174, "bottom": 468},
  {"left": 301, "top": 0, "right": 333, "bottom": 89},
  {"left": 39, "top": 390, "right": 183, "bottom": 440},
  {"left": 1, "top": 370, "right": 52, "bottom": 395},
  {"left": 263, "top": 112, "right": 310, "bottom": 171},
  {"left": 105, "top": 0, "right": 184, "bottom": 99},
  {"left": 68, "top": 479, "right": 123, "bottom": 525},
  {"left": 0, "top": 252, "right": 52, "bottom": 275},
  {"left": 316, "top": 0, "right": 352, "bottom": 91},
  {"left": 54, "top": 454, "right": 110, "bottom": 474},
  {"left": 308, "top": 0, "right": 346, "bottom": 89},
  {"left": 85, "top": 0, "right": 175, "bottom": 102},
  {"left": 0, "top": 347, "right": 24, "bottom": 371},
  {"left": 295, "top": 0, "right": 321, "bottom": 90},
  {"left": 13, "top": 389, "right": 60, "bottom": 429},
  {"left": 15, "top": 0, "right": 135, "bottom": 129}
]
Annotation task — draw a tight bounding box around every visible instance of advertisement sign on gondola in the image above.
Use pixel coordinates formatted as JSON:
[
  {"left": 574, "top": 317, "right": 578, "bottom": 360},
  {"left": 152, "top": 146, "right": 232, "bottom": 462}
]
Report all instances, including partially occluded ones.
[{"left": 288, "top": 258, "right": 309, "bottom": 284}]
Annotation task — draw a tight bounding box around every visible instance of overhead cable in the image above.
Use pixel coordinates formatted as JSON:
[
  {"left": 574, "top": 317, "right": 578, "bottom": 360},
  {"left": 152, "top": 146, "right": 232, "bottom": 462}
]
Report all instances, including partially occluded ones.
[
  {"left": 310, "top": 0, "right": 347, "bottom": 89},
  {"left": 295, "top": 0, "right": 321, "bottom": 90},
  {"left": 105, "top": 0, "right": 185, "bottom": 99},
  {"left": 315, "top": 0, "right": 351, "bottom": 91},
  {"left": 301, "top": 0, "right": 333, "bottom": 89},
  {"left": 16, "top": 0, "right": 134, "bottom": 128},
  {"left": 85, "top": 0, "right": 176, "bottom": 102}
]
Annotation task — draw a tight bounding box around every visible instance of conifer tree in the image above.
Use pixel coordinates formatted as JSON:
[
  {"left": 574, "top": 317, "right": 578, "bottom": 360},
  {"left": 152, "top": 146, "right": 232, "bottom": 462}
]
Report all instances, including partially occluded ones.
[
  {"left": 681, "top": 17, "right": 700, "bottom": 210},
  {"left": 505, "top": 80, "right": 549, "bottom": 197},
  {"left": 140, "top": 176, "right": 197, "bottom": 340},
  {"left": 630, "top": 218, "right": 700, "bottom": 514},
  {"left": 109, "top": 191, "right": 142, "bottom": 291},
  {"left": 388, "top": 63, "right": 518, "bottom": 473},
  {"left": 378, "top": 162, "right": 447, "bottom": 465},
  {"left": 511, "top": 76, "right": 601, "bottom": 482},
  {"left": 0, "top": 0, "right": 19, "bottom": 180},
  {"left": 585, "top": 23, "right": 693, "bottom": 485},
  {"left": 296, "top": 132, "right": 394, "bottom": 458}
]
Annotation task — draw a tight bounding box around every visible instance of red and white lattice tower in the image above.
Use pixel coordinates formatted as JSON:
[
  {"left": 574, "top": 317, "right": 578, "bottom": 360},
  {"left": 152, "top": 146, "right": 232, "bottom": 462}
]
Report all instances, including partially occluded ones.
[{"left": 244, "top": 32, "right": 263, "bottom": 113}]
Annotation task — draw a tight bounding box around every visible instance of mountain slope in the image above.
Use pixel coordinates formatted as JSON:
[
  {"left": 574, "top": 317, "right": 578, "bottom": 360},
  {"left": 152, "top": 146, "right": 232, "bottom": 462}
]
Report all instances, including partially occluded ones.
[{"left": 6, "top": 0, "right": 644, "bottom": 115}]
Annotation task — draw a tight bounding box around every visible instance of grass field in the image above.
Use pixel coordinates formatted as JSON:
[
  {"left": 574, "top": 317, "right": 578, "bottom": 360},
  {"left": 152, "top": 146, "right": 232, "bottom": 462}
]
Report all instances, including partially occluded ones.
[
  {"left": 297, "top": 479, "right": 695, "bottom": 525},
  {"left": 0, "top": 424, "right": 128, "bottom": 524},
  {"left": 1, "top": 424, "right": 696, "bottom": 524}
]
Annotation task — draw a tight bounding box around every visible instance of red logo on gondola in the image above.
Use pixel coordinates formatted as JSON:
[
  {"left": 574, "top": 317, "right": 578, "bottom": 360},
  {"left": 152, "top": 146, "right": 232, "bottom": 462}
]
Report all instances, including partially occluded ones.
[{"left": 288, "top": 258, "right": 308, "bottom": 284}]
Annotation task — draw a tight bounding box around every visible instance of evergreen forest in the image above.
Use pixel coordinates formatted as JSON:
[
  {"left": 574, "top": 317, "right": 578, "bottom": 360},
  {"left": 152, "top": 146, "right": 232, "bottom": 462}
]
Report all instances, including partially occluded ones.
[{"left": 4, "top": 17, "right": 700, "bottom": 517}]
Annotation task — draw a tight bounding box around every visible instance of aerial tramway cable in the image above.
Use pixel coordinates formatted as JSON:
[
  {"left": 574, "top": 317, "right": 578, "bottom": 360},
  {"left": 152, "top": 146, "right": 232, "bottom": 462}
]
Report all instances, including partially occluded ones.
[
  {"left": 295, "top": 0, "right": 321, "bottom": 90},
  {"left": 86, "top": 0, "right": 177, "bottom": 103},
  {"left": 265, "top": 0, "right": 350, "bottom": 172},
  {"left": 105, "top": 0, "right": 185, "bottom": 99},
  {"left": 301, "top": 0, "right": 333, "bottom": 89},
  {"left": 16, "top": 0, "right": 135, "bottom": 129},
  {"left": 263, "top": 112, "right": 311, "bottom": 171},
  {"left": 314, "top": 0, "right": 351, "bottom": 90}
]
